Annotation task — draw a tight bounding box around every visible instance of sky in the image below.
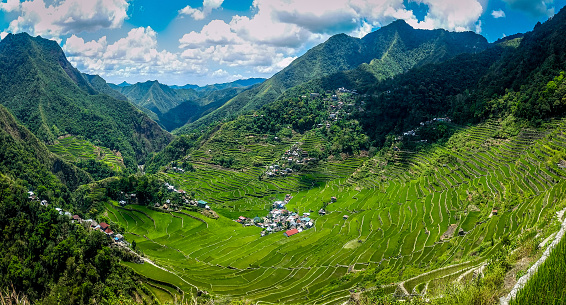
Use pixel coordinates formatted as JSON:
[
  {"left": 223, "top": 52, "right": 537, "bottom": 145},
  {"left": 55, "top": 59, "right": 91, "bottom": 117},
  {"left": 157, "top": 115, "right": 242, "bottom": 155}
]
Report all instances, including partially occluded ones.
[{"left": 0, "top": 0, "right": 565, "bottom": 86}]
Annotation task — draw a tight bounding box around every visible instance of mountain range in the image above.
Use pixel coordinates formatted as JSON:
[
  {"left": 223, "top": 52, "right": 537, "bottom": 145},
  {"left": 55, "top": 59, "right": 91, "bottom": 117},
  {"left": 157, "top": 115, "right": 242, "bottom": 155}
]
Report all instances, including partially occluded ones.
[{"left": 3, "top": 8, "right": 566, "bottom": 304}]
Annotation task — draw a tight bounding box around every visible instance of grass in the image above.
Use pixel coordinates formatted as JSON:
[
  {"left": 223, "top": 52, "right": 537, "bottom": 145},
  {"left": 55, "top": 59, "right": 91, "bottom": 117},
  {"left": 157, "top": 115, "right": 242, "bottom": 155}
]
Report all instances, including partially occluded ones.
[{"left": 510, "top": 229, "right": 566, "bottom": 305}]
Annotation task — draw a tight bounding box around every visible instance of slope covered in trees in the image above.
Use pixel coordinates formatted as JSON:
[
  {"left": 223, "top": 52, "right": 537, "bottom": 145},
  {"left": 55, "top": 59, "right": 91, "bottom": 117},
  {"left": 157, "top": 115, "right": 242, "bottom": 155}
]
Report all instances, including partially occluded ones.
[
  {"left": 178, "top": 19, "right": 488, "bottom": 133},
  {"left": 0, "top": 33, "right": 172, "bottom": 168}
]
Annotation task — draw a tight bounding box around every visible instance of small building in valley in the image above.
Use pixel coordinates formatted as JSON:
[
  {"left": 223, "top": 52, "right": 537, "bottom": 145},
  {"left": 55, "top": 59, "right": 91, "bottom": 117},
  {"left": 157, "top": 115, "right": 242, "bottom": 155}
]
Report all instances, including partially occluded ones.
[{"left": 284, "top": 228, "right": 299, "bottom": 237}]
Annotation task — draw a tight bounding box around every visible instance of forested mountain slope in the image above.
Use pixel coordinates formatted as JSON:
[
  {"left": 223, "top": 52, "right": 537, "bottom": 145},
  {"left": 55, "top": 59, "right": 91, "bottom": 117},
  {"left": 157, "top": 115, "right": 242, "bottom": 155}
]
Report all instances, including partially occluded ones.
[
  {"left": 0, "top": 105, "right": 90, "bottom": 201},
  {"left": 178, "top": 19, "right": 488, "bottom": 133},
  {"left": 0, "top": 33, "right": 173, "bottom": 168}
]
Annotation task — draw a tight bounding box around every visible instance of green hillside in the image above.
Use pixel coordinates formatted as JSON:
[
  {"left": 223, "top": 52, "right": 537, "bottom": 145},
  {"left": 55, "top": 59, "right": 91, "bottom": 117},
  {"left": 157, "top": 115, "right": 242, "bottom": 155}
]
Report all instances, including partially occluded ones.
[
  {"left": 114, "top": 80, "right": 258, "bottom": 132},
  {"left": 0, "top": 33, "right": 172, "bottom": 168},
  {"left": 0, "top": 104, "right": 91, "bottom": 194},
  {"left": 178, "top": 20, "right": 488, "bottom": 133},
  {"left": 4, "top": 4, "right": 566, "bottom": 305},
  {"left": 103, "top": 116, "right": 566, "bottom": 304},
  {"left": 116, "top": 80, "right": 198, "bottom": 115}
]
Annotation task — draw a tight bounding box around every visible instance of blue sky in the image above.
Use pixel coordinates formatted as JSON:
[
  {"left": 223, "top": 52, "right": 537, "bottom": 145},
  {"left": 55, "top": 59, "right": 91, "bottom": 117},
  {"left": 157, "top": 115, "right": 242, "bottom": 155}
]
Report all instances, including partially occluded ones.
[{"left": 1, "top": 0, "right": 565, "bottom": 86}]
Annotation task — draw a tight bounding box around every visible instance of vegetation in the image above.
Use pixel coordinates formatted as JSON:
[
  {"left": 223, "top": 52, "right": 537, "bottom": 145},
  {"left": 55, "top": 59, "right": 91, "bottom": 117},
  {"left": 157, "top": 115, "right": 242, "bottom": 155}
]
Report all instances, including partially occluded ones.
[
  {"left": 0, "top": 33, "right": 172, "bottom": 169},
  {"left": 510, "top": 230, "right": 566, "bottom": 305},
  {"left": 4, "top": 6, "right": 566, "bottom": 305},
  {"left": 177, "top": 20, "right": 488, "bottom": 133}
]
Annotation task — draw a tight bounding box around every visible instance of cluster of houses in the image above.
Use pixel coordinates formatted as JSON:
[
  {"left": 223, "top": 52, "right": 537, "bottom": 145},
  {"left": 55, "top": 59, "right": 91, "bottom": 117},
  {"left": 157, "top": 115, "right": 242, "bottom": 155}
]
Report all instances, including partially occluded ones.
[
  {"left": 164, "top": 182, "right": 187, "bottom": 195},
  {"left": 402, "top": 117, "right": 452, "bottom": 137},
  {"left": 235, "top": 195, "right": 315, "bottom": 237},
  {"left": 266, "top": 144, "right": 317, "bottom": 177},
  {"left": 27, "top": 191, "right": 48, "bottom": 206},
  {"left": 168, "top": 166, "right": 186, "bottom": 173},
  {"left": 29, "top": 190, "right": 125, "bottom": 243},
  {"left": 337, "top": 87, "right": 358, "bottom": 94}
]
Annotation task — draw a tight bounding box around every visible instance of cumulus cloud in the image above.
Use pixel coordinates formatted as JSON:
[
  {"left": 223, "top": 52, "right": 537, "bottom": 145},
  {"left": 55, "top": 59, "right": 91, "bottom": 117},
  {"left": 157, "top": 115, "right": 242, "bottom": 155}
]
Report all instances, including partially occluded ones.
[
  {"left": 179, "top": 0, "right": 224, "bottom": 20},
  {"left": 407, "top": 0, "right": 484, "bottom": 32},
  {"left": 491, "top": 9, "right": 506, "bottom": 18},
  {"left": 0, "top": 0, "right": 129, "bottom": 38},
  {"left": 502, "top": 0, "right": 555, "bottom": 17},
  {"left": 64, "top": 27, "right": 207, "bottom": 82},
  {"left": 0, "top": 0, "right": 20, "bottom": 12},
  {"left": 177, "top": 0, "right": 486, "bottom": 75}
]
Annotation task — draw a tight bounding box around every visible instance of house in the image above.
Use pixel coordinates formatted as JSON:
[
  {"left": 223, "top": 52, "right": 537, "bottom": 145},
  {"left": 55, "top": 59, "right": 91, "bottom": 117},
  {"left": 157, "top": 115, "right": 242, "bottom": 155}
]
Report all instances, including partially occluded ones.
[
  {"left": 458, "top": 228, "right": 467, "bottom": 236},
  {"left": 318, "top": 209, "right": 326, "bottom": 215},
  {"left": 284, "top": 228, "right": 299, "bottom": 237},
  {"left": 343, "top": 215, "right": 349, "bottom": 220},
  {"left": 119, "top": 200, "right": 126, "bottom": 206},
  {"left": 492, "top": 209, "right": 498, "bottom": 216},
  {"left": 40, "top": 200, "right": 48, "bottom": 206},
  {"left": 301, "top": 217, "right": 311, "bottom": 223},
  {"left": 197, "top": 200, "right": 208, "bottom": 208},
  {"left": 114, "top": 234, "right": 124, "bottom": 242},
  {"left": 72, "top": 215, "right": 81, "bottom": 222},
  {"left": 162, "top": 204, "right": 169, "bottom": 210},
  {"left": 238, "top": 216, "right": 247, "bottom": 223},
  {"left": 253, "top": 216, "right": 262, "bottom": 223},
  {"left": 99, "top": 222, "right": 110, "bottom": 231},
  {"left": 331, "top": 197, "right": 337, "bottom": 202},
  {"left": 104, "top": 227, "right": 114, "bottom": 235}
]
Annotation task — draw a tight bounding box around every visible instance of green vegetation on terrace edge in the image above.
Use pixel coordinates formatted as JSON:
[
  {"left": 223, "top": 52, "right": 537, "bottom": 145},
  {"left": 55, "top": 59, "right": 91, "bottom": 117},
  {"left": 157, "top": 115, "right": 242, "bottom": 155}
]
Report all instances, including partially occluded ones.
[{"left": 510, "top": 225, "right": 566, "bottom": 305}]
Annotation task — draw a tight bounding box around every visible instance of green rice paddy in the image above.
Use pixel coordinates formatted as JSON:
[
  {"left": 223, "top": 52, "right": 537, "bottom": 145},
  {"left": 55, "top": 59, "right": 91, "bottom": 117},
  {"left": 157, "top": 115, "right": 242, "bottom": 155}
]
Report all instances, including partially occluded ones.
[{"left": 108, "top": 119, "right": 566, "bottom": 303}]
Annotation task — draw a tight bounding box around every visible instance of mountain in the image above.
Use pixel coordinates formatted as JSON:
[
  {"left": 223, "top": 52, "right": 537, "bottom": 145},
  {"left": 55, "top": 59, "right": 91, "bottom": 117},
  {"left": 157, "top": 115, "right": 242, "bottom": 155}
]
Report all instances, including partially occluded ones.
[
  {"left": 114, "top": 80, "right": 198, "bottom": 115},
  {"left": 82, "top": 73, "right": 129, "bottom": 101},
  {"left": 112, "top": 79, "right": 263, "bottom": 131},
  {"left": 169, "top": 83, "right": 200, "bottom": 90},
  {"left": 0, "top": 104, "right": 91, "bottom": 193},
  {"left": 193, "top": 78, "right": 266, "bottom": 92},
  {"left": 158, "top": 86, "right": 254, "bottom": 131},
  {"left": 178, "top": 20, "right": 489, "bottom": 133},
  {"left": 0, "top": 33, "right": 172, "bottom": 168},
  {"left": 169, "top": 78, "right": 265, "bottom": 91}
]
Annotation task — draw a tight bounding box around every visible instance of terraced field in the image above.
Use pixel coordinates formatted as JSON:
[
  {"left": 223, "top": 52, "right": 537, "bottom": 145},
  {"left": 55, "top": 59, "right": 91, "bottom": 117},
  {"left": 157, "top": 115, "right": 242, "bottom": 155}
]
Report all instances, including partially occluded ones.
[
  {"left": 48, "top": 135, "right": 125, "bottom": 171},
  {"left": 111, "top": 119, "right": 566, "bottom": 303}
]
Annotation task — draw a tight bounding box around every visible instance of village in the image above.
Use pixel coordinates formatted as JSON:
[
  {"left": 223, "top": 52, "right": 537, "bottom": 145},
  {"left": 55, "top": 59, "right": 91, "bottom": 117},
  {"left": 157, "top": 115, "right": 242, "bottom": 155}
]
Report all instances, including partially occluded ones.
[
  {"left": 265, "top": 144, "right": 316, "bottom": 177},
  {"left": 235, "top": 194, "right": 317, "bottom": 237},
  {"left": 27, "top": 190, "right": 126, "bottom": 244}
]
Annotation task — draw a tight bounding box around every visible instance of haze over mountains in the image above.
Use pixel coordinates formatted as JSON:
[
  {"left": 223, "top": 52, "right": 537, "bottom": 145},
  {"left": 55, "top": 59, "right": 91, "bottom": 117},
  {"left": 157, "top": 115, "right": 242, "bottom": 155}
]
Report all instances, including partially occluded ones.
[{"left": 3, "top": 6, "right": 566, "bottom": 304}]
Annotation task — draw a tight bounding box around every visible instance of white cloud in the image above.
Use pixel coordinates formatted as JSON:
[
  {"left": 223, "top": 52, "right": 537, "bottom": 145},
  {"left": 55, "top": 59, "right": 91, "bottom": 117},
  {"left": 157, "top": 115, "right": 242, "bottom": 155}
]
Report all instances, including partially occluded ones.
[
  {"left": 502, "top": 0, "right": 555, "bottom": 17},
  {"left": 0, "top": 32, "right": 8, "bottom": 40},
  {"left": 1, "top": 0, "right": 129, "bottom": 39},
  {"left": 491, "top": 9, "right": 506, "bottom": 18},
  {"left": 177, "top": 0, "right": 487, "bottom": 75},
  {"left": 407, "top": 0, "right": 484, "bottom": 33},
  {"left": 179, "top": 0, "right": 224, "bottom": 20},
  {"left": 211, "top": 69, "right": 228, "bottom": 77},
  {"left": 64, "top": 27, "right": 207, "bottom": 82},
  {"left": 0, "top": 0, "right": 20, "bottom": 12}
]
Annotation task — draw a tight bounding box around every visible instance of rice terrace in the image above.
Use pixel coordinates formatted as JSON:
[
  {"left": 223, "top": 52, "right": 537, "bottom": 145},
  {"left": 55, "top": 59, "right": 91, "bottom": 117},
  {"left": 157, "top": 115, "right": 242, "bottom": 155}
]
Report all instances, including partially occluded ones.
[
  {"left": 104, "top": 117, "right": 566, "bottom": 304},
  {"left": 3, "top": 1, "right": 566, "bottom": 304}
]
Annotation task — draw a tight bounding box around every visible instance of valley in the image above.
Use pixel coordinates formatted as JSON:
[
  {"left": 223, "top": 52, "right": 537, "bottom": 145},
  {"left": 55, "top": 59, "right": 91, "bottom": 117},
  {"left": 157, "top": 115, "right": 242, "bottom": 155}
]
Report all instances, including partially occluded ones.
[{"left": 2, "top": 3, "right": 566, "bottom": 305}]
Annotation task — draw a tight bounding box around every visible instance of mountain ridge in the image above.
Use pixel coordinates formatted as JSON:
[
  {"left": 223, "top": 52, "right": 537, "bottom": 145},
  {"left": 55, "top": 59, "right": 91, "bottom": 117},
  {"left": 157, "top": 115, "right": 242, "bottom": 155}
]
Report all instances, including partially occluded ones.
[
  {"left": 0, "top": 32, "right": 172, "bottom": 168},
  {"left": 176, "top": 19, "right": 489, "bottom": 133}
]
